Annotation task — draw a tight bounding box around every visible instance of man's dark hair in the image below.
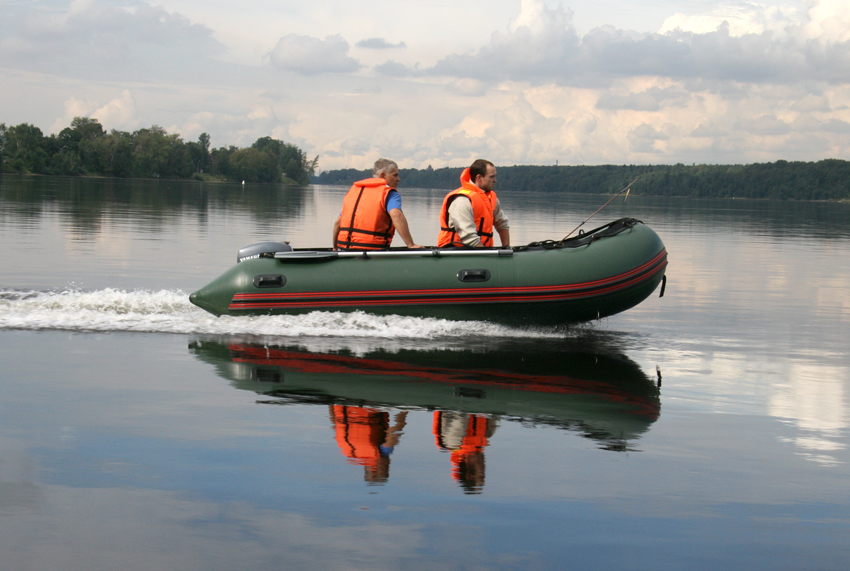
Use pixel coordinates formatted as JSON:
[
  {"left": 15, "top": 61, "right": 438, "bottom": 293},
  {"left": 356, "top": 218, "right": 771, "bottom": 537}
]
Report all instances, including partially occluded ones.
[{"left": 469, "top": 159, "right": 494, "bottom": 182}]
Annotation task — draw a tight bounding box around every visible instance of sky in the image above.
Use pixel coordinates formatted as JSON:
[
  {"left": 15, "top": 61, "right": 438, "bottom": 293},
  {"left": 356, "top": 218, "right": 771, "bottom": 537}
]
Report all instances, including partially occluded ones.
[{"left": 1, "top": 0, "right": 850, "bottom": 171}]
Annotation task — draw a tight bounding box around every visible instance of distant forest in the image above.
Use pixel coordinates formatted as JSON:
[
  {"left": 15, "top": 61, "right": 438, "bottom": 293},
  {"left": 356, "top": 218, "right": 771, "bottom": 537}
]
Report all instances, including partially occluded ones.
[
  {"left": 0, "top": 118, "right": 318, "bottom": 184},
  {"left": 3, "top": 117, "right": 849, "bottom": 200},
  {"left": 314, "top": 160, "right": 850, "bottom": 201}
]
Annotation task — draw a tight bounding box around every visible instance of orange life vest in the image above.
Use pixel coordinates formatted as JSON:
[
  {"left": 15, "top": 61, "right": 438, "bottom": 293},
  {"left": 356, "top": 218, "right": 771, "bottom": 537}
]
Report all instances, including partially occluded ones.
[
  {"left": 437, "top": 168, "right": 499, "bottom": 248},
  {"left": 331, "top": 405, "right": 388, "bottom": 467},
  {"left": 432, "top": 412, "right": 490, "bottom": 486},
  {"left": 432, "top": 412, "right": 490, "bottom": 453},
  {"left": 337, "top": 178, "right": 395, "bottom": 250}
]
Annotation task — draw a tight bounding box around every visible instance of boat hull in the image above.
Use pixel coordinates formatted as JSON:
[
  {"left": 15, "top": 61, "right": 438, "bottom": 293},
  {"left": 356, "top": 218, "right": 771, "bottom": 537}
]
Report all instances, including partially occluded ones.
[{"left": 190, "top": 218, "right": 667, "bottom": 325}]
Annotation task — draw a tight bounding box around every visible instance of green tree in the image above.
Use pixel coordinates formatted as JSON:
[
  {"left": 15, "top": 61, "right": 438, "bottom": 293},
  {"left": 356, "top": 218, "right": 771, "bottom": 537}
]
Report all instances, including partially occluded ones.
[
  {"left": 98, "top": 130, "right": 134, "bottom": 178},
  {"left": 2, "top": 123, "right": 50, "bottom": 174},
  {"left": 131, "top": 126, "right": 192, "bottom": 179},
  {"left": 228, "top": 147, "right": 279, "bottom": 183},
  {"left": 186, "top": 132, "right": 212, "bottom": 174},
  {"left": 131, "top": 126, "right": 171, "bottom": 178},
  {"left": 0, "top": 123, "right": 6, "bottom": 171},
  {"left": 252, "top": 136, "right": 313, "bottom": 184},
  {"left": 72, "top": 117, "right": 107, "bottom": 173}
]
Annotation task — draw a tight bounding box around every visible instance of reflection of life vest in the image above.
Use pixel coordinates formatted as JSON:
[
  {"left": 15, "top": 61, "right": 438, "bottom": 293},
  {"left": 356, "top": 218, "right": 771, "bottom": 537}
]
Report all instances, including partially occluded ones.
[
  {"left": 337, "top": 178, "right": 395, "bottom": 250},
  {"left": 331, "top": 405, "right": 388, "bottom": 469},
  {"left": 437, "top": 168, "right": 499, "bottom": 248},
  {"left": 433, "top": 411, "right": 490, "bottom": 487}
]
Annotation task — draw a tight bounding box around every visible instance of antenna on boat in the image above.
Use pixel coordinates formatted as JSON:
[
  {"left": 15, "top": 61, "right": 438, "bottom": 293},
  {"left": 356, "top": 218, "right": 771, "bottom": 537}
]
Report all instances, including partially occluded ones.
[{"left": 562, "top": 177, "right": 640, "bottom": 240}]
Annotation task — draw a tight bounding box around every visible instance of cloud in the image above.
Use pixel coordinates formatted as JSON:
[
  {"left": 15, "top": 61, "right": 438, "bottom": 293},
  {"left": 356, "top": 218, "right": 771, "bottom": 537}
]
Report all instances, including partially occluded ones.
[
  {"left": 322, "top": 137, "right": 373, "bottom": 158},
  {"left": 659, "top": 2, "right": 804, "bottom": 37},
  {"left": 803, "top": 0, "right": 850, "bottom": 42},
  {"left": 92, "top": 90, "right": 138, "bottom": 128},
  {"left": 791, "top": 114, "right": 850, "bottom": 134},
  {"left": 596, "top": 86, "right": 690, "bottom": 111},
  {"left": 628, "top": 123, "right": 670, "bottom": 153},
  {"left": 447, "top": 79, "right": 488, "bottom": 97},
  {"left": 429, "top": 0, "right": 580, "bottom": 84},
  {"left": 426, "top": 0, "right": 850, "bottom": 86},
  {"left": 440, "top": 94, "right": 568, "bottom": 164},
  {"left": 268, "top": 34, "right": 362, "bottom": 75},
  {"left": 733, "top": 114, "right": 791, "bottom": 136},
  {"left": 374, "top": 60, "right": 419, "bottom": 77},
  {"left": 49, "top": 90, "right": 138, "bottom": 133},
  {"left": 0, "top": 0, "right": 224, "bottom": 76},
  {"left": 356, "top": 38, "right": 406, "bottom": 49},
  {"left": 690, "top": 122, "right": 729, "bottom": 138},
  {"left": 352, "top": 85, "right": 382, "bottom": 94},
  {"left": 260, "top": 90, "right": 291, "bottom": 102},
  {"left": 437, "top": 132, "right": 489, "bottom": 158}
]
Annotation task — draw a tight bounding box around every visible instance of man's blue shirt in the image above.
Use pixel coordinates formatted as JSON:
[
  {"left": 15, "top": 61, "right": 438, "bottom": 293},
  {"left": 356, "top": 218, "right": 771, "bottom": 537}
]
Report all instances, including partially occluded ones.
[{"left": 386, "top": 190, "right": 402, "bottom": 211}]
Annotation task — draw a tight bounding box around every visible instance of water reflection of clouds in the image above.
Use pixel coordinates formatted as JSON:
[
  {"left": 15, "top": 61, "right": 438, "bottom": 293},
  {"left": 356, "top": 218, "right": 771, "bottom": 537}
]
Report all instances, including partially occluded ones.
[
  {"left": 0, "top": 483, "right": 447, "bottom": 571},
  {"left": 769, "top": 362, "right": 848, "bottom": 466},
  {"left": 652, "top": 350, "right": 786, "bottom": 413}
]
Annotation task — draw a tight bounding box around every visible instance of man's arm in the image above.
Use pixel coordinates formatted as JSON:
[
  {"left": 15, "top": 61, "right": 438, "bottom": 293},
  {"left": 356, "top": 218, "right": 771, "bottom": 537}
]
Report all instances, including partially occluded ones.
[
  {"left": 493, "top": 199, "right": 510, "bottom": 247},
  {"left": 332, "top": 215, "right": 341, "bottom": 250},
  {"left": 447, "top": 198, "right": 482, "bottom": 247},
  {"left": 389, "top": 209, "right": 423, "bottom": 248}
]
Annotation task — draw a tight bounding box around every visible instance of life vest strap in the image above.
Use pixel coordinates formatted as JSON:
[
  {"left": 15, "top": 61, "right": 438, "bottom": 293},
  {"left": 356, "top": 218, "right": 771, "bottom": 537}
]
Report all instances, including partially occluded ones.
[
  {"left": 336, "top": 239, "right": 389, "bottom": 250},
  {"left": 338, "top": 226, "right": 392, "bottom": 239}
]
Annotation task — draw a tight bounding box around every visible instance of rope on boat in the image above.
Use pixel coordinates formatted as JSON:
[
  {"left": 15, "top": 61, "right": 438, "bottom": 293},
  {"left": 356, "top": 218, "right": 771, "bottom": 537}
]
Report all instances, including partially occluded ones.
[{"left": 514, "top": 218, "right": 643, "bottom": 252}]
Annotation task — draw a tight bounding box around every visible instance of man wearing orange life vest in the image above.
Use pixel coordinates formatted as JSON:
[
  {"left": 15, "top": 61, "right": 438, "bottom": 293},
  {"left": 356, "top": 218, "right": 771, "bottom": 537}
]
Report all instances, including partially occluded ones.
[
  {"left": 437, "top": 159, "right": 510, "bottom": 248},
  {"left": 332, "top": 158, "right": 422, "bottom": 250},
  {"left": 433, "top": 411, "right": 497, "bottom": 494},
  {"left": 329, "top": 405, "right": 408, "bottom": 484}
]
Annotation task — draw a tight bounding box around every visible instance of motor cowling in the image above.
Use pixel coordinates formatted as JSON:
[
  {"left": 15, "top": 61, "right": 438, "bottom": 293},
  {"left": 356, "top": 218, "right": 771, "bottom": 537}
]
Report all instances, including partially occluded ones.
[{"left": 236, "top": 241, "right": 292, "bottom": 263}]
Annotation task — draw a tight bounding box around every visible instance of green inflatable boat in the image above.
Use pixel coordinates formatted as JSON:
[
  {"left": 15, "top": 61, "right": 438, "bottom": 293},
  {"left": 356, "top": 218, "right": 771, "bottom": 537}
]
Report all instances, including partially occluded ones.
[{"left": 189, "top": 217, "right": 667, "bottom": 325}]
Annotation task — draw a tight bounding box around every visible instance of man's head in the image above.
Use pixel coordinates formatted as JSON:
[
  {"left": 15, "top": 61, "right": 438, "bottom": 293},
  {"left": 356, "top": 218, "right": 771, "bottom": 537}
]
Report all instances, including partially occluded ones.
[
  {"left": 469, "top": 159, "right": 496, "bottom": 192},
  {"left": 373, "top": 158, "right": 400, "bottom": 188}
]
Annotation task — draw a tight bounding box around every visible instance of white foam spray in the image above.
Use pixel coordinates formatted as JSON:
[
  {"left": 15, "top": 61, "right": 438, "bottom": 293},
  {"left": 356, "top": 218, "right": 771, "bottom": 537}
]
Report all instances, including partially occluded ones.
[{"left": 0, "top": 288, "right": 574, "bottom": 340}]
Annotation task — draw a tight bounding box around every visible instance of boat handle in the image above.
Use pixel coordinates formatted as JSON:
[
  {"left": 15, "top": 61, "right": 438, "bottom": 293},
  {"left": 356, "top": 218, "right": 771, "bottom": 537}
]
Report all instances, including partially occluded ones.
[
  {"left": 458, "top": 269, "right": 491, "bottom": 283},
  {"left": 253, "top": 274, "right": 287, "bottom": 288}
]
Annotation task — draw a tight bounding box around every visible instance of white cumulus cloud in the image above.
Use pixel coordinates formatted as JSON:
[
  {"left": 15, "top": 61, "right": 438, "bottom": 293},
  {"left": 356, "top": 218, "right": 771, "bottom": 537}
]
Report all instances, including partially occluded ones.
[
  {"left": 427, "top": 0, "right": 850, "bottom": 86},
  {"left": 268, "top": 34, "right": 362, "bottom": 75}
]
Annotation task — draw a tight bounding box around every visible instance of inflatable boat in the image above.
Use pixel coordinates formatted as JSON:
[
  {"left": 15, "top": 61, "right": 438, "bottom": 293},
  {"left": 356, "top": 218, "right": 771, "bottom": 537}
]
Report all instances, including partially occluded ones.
[{"left": 189, "top": 217, "right": 667, "bottom": 325}]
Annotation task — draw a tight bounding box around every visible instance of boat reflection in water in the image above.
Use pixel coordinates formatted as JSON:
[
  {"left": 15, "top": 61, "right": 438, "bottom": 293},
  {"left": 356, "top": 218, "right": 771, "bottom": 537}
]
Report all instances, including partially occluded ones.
[{"left": 189, "top": 336, "right": 661, "bottom": 493}]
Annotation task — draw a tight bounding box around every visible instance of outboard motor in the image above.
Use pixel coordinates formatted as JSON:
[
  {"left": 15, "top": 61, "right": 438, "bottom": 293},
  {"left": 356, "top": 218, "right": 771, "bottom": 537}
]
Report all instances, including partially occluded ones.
[{"left": 236, "top": 241, "right": 292, "bottom": 263}]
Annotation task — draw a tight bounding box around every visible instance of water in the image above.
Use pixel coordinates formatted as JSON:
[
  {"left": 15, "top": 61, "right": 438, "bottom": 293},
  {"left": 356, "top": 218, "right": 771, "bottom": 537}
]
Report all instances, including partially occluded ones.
[{"left": 1, "top": 174, "right": 849, "bottom": 570}]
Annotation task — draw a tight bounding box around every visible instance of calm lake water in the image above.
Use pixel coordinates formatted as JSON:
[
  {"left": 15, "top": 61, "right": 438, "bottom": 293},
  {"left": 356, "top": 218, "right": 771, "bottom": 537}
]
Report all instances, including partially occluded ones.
[{"left": 1, "top": 173, "right": 849, "bottom": 570}]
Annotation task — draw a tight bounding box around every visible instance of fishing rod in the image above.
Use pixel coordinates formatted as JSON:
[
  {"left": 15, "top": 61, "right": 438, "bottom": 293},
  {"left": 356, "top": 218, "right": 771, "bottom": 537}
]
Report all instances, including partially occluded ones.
[{"left": 562, "top": 177, "right": 640, "bottom": 240}]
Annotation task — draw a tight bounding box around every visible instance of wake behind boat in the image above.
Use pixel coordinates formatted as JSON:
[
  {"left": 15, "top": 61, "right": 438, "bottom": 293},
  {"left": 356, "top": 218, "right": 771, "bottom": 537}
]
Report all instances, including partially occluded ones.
[{"left": 189, "top": 218, "right": 667, "bottom": 326}]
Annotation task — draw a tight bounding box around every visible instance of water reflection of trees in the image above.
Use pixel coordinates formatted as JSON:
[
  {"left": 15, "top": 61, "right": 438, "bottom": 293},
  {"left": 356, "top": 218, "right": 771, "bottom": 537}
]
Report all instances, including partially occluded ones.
[
  {"left": 505, "top": 192, "right": 850, "bottom": 242},
  {"left": 0, "top": 174, "right": 310, "bottom": 236},
  {"left": 4, "top": 174, "right": 849, "bottom": 241}
]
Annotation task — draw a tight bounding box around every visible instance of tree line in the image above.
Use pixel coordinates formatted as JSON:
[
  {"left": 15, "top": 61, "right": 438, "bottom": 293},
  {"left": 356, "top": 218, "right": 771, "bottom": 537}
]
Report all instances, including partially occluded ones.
[
  {"left": 0, "top": 118, "right": 318, "bottom": 184},
  {"left": 313, "top": 160, "right": 850, "bottom": 201}
]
